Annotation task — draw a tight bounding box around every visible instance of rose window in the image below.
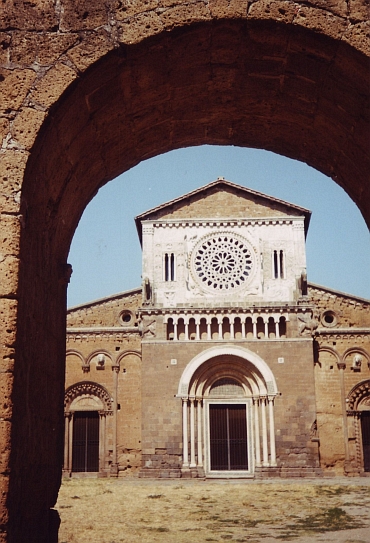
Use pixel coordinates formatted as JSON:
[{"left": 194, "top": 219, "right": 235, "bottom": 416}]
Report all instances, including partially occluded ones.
[{"left": 191, "top": 233, "right": 255, "bottom": 291}]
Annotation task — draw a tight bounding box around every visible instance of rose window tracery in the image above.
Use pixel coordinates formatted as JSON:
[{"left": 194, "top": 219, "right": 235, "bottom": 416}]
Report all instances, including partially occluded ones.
[{"left": 191, "top": 233, "right": 255, "bottom": 292}]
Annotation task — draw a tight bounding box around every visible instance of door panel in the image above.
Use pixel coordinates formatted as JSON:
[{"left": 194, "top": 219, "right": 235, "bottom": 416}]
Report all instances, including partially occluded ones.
[
  {"left": 228, "top": 404, "right": 248, "bottom": 470},
  {"left": 361, "top": 411, "right": 370, "bottom": 472},
  {"left": 72, "top": 411, "right": 99, "bottom": 472},
  {"left": 209, "top": 404, "right": 248, "bottom": 471}
]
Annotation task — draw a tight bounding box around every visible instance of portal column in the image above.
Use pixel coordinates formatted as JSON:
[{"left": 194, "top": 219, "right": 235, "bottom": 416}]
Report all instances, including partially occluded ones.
[
  {"left": 99, "top": 412, "right": 106, "bottom": 471},
  {"left": 261, "top": 397, "right": 269, "bottom": 466},
  {"left": 253, "top": 398, "right": 261, "bottom": 467},
  {"left": 63, "top": 412, "right": 71, "bottom": 473},
  {"left": 68, "top": 412, "right": 74, "bottom": 472},
  {"left": 197, "top": 399, "right": 203, "bottom": 467},
  {"left": 182, "top": 398, "right": 189, "bottom": 468},
  {"left": 189, "top": 398, "right": 196, "bottom": 467},
  {"left": 268, "top": 396, "right": 277, "bottom": 466}
]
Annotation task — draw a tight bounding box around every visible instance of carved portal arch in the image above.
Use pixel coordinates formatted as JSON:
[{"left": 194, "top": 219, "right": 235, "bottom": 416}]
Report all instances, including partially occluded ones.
[
  {"left": 346, "top": 380, "right": 370, "bottom": 474},
  {"left": 64, "top": 382, "right": 113, "bottom": 476},
  {"left": 347, "top": 380, "right": 370, "bottom": 412},
  {"left": 64, "top": 381, "right": 113, "bottom": 413},
  {"left": 178, "top": 346, "right": 278, "bottom": 477}
]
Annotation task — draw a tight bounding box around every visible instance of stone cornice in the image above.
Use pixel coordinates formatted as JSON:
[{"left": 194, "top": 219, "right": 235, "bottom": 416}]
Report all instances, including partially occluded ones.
[
  {"left": 139, "top": 304, "right": 314, "bottom": 316},
  {"left": 316, "top": 328, "right": 370, "bottom": 336},
  {"left": 67, "top": 326, "right": 140, "bottom": 334},
  {"left": 148, "top": 217, "right": 298, "bottom": 230}
]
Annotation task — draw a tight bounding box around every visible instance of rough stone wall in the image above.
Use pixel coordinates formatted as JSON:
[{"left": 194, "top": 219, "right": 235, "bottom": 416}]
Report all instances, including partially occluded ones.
[
  {"left": 142, "top": 184, "right": 307, "bottom": 221},
  {"left": 309, "top": 284, "right": 370, "bottom": 473},
  {"left": 141, "top": 336, "right": 319, "bottom": 474},
  {"left": 67, "top": 289, "right": 141, "bottom": 327},
  {"left": 66, "top": 333, "right": 142, "bottom": 474},
  {"left": 66, "top": 290, "right": 143, "bottom": 474},
  {"left": 0, "top": 1, "right": 369, "bottom": 540},
  {"left": 309, "top": 285, "right": 370, "bottom": 328}
]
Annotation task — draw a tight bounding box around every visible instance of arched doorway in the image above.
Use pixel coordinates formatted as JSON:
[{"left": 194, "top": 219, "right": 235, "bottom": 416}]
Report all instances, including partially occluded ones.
[
  {"left": 347, "top": 379, "right": 370, "bottom": 474},
  {"left": 178, "top": 346, "right": 278, "bottom": 477},
  {"left": 64, "top": 382, "right": 113, "bottom": 476}
]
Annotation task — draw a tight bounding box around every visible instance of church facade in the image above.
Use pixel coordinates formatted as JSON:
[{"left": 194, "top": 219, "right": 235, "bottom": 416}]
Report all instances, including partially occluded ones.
[{"left": 64, "top": 179, "right": 370, "bottom": 479}]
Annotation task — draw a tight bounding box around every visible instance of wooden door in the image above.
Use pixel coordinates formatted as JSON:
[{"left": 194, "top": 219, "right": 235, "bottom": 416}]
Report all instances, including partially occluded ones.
[
  {"left": 209, "top": 404, "right": 248, "bottom": 471},
  {"left": 361, "top": 411, "right": 370, "bottom": 472},
  {"left": 72, "top": 411, "right": 100, "bottom": 472}
]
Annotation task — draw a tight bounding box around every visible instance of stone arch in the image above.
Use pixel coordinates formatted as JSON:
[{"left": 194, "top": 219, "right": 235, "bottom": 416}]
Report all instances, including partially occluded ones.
[
  {"left": 346, "top": 379, "right": 370, "bottom": 474},
  {"left": 178, "top": 346, "right": 278, "bottom": 475},
  {"left": 347, "top": 380, "right": 370, "bottom": 412},
  {"left": 343, "top": 348, "right": 370, "bottom": 371},
  {"left": 116, "top": 350, "right": 142, "bottom": 366},
  {"left": 1, "top": 6, "right": 369, "bottom": 541},
  {"left": 316, "top": 345, "right": 342, "bottom": 368},
  {"left": 178, "top": 345, "right": 278, "bottom": 397},
  {"left": 64, "top": 381, "right": 113, "bottom": 413},
  {"left": 66, "top": 349, "right": 85, "bottom": 364}
]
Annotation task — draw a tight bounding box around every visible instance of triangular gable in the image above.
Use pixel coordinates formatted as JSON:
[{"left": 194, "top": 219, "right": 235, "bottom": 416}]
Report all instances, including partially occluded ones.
[
  {"left": 135, "top": 178, "right": 311, "bottom": 242},
  {"left": 67, "top": 287, "right": 141, "bottom": 328}
]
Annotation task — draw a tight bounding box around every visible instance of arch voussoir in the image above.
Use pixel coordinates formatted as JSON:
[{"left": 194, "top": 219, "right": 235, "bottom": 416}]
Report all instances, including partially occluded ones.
[{"left": 0, "top": 2, "right": 368, "bottom": 540}]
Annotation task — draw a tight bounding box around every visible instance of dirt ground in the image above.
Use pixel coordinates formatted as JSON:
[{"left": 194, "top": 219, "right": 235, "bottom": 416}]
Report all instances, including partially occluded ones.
[{"left": 56, "top": 477, "right": 370, "bottom": 543}]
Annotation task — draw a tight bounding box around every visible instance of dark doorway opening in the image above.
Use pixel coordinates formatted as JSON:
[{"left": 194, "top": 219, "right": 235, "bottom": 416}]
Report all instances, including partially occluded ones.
[
  {"left": 72, "top": 411, "right": 100, "bottom": 473},
  {"left": 361, "top": 411, "right": 370, "bottom": 472},
  {"left": 209, "top": 404, "right": 248, "bottom": 471}
]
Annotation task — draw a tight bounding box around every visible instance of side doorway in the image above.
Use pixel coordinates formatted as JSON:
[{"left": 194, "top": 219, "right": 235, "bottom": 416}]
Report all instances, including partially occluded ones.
[
  {"left": 72, "top": 411, "right": 100, "bottom": 473},
  {"left": 64, "top": 381, "right": 113, "bottom": 476}
]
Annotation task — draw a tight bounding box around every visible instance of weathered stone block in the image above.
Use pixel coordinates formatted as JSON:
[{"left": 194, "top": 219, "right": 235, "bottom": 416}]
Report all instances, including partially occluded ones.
[
  {"left": 11, "top": 108, "right": 46, "bottom": 151},
  {"left": 67, "top": 32, "right": 115, "bottom": 72},
  {"left": 0, "top": 0, "right": 57, "bottom": 31},
  {"left": 9, "top": 32, "right": 79, "bottom": 67},
  {"left": 30, "top": 63, "right": 77, "bottom": 108},
  {"left": 0, "top": 69, "right": 36, "bottom": 111}
]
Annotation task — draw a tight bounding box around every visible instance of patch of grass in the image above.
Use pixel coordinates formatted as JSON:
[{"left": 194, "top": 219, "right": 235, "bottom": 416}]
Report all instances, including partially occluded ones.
[
  {"left": 146, "top": 526, "right": 170, "bottom": 532},
  {"left": 277, "top": 507, "right": 365, "bottom": 540}
]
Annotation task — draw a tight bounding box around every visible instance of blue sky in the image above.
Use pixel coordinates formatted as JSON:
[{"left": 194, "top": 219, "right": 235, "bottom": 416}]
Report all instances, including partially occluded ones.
[{"left": 67, "top": 145, "right": 369, "bottom": 308}]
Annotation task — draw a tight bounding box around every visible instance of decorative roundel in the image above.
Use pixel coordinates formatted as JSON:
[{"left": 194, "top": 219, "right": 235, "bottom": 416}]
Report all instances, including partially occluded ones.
[
  {"left": 190, "top": 232, "right": 255, "bottom": 292},
  {"left": 320, "top": 310, "right": 338, "bottom": 328}
]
